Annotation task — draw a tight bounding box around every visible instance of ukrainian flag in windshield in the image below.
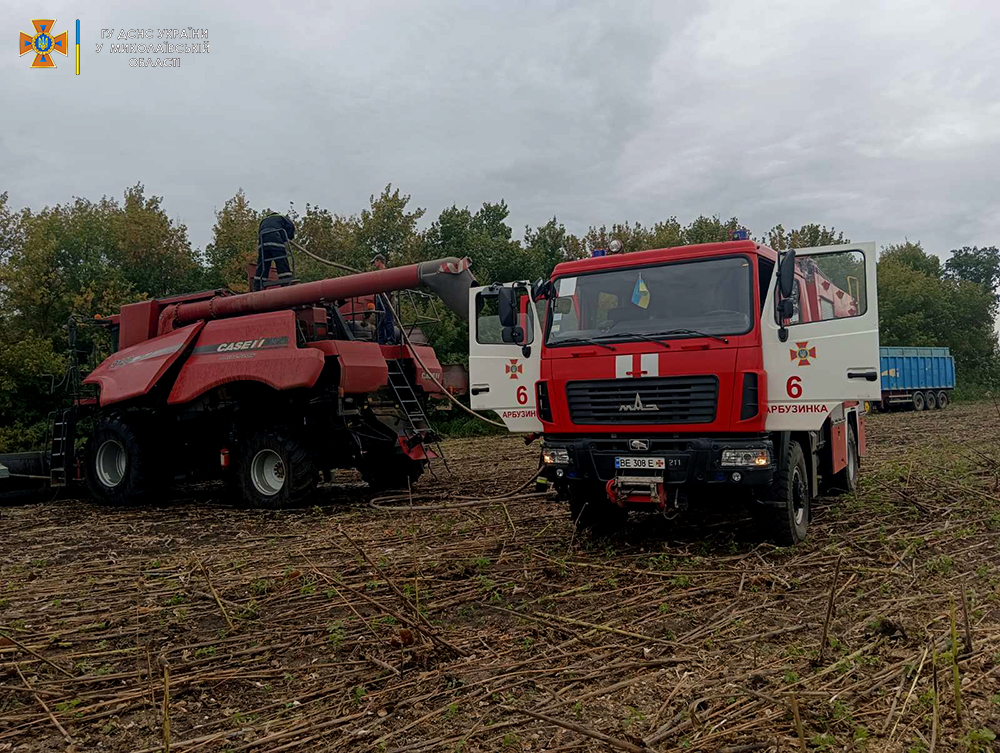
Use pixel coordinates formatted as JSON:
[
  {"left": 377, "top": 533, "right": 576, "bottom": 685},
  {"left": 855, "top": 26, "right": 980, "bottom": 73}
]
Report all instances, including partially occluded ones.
[{"left": 631, "top": 273, "right": 650, "bottom": 309}]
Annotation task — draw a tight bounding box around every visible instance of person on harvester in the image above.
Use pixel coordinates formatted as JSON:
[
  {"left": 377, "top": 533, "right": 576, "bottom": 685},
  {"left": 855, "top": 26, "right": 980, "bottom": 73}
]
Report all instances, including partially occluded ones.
[{"left": 253, "top": 214, "right": 296, "bottom": 291}]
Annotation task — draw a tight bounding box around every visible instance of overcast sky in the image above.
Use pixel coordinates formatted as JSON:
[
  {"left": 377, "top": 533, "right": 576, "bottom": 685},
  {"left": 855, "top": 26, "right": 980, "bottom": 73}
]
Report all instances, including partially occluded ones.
[{"left": 3, "top": 0, "right": 999, "bottom": 258}]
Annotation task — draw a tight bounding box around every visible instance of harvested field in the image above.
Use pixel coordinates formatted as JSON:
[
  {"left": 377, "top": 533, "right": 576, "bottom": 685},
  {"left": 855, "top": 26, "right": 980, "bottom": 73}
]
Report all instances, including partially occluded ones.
[{"left": 2, "top": 404, "right": 1000, "bottom": 752}]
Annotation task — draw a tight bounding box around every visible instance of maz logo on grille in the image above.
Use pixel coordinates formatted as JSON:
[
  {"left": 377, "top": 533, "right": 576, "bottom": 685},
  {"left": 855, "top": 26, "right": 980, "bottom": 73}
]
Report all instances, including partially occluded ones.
[
  {"left": 629, "top": 439, "right": 650, "bottom": 451},
  {"left": 620, "top": 393, "right": 659, "bottom": 412}
]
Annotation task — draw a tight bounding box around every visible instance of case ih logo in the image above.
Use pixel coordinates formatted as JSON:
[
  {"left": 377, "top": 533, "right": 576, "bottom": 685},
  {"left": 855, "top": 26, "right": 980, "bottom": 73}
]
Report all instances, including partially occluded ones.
[
  {"left": 194, "top": 336, "right": 290, "bottom": 355},
  {"left": 505, "top": 359, "right": 523, "bottom": 379},
  {"left": 790, "top": 341, "right": 817, "bottom": 366}
]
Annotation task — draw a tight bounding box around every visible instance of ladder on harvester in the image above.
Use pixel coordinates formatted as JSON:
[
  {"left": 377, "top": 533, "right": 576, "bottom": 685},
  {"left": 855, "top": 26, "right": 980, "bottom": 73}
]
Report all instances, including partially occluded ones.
[
  {"left": 48, "top": 408, "right": 75, "bottom": 487},
  {"left": 385, "top": 359, "right": 448, "bottom": 472}
]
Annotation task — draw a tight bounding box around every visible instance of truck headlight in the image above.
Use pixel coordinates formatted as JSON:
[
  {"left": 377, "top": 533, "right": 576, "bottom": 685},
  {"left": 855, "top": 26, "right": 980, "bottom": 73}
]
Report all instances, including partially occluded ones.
[
  {"left": 720, "top": 449, "right": 770, "bottom": 467},
  {"left": 542, "top": 448, "right": 570, "bottom": 465}
]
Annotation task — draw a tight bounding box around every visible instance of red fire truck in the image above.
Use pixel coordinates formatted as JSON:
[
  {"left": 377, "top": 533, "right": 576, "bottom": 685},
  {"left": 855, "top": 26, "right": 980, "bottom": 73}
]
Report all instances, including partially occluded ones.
[{"left": 468, "top": 239, "right": 880, "bottom": 544}]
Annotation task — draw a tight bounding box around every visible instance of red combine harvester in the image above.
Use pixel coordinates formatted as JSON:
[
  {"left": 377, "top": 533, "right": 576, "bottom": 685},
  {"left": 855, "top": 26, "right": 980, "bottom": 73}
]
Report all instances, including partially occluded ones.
[
  {"left": 469, "top": 237, "right": 881, "bottom": 544},
  {"left": 0, "top": 230, "right": 475, "bottom": 508}
]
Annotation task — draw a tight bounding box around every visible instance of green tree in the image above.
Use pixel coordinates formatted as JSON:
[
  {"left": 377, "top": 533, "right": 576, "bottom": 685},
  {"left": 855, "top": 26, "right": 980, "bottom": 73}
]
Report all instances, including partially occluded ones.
[
  {"left": 944, "top": 246, "right": 1000, "bottom": 295},
  {"left": 767, "top": 223, "right": 847, "bottom": 250},
  {"left": 204, "top": 189, "right": 261, "bottom": 291},
  {"left": 358, "top": 184, "right": 426, "bottom": 267}
]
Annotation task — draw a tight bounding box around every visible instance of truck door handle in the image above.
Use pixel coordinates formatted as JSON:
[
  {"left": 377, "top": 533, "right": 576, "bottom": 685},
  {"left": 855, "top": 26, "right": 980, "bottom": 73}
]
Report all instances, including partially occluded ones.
[
  {"left": 848, "top": 370, "right": 878, "bottom": 382},
  {"left": 470, "top": 385, "right": 490, "bottom": 395}
]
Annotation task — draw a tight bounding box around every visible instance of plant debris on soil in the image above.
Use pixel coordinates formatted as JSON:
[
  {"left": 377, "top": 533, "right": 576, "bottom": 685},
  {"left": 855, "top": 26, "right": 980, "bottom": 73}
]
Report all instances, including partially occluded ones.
[{"left": 2, "top": 403, "right": 1000, "bottom": 752}]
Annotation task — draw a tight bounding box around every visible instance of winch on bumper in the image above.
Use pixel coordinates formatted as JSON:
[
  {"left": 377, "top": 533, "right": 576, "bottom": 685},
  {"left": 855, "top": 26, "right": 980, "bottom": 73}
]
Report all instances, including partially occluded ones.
[{"left": 540, "top": 435, "right": 776, "bottom": 505}]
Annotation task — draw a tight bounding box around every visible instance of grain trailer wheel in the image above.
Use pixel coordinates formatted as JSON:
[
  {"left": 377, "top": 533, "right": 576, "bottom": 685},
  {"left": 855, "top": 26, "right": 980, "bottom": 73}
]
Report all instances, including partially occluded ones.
[
  {"left": 912, "top": 391, "right": 925, "bottom": 411},
  {"left": 924, "top": 390, "right": 937, "bottom": 410},
  {"left": 936, "top": 391, "right": 949, "bottom": 410}
]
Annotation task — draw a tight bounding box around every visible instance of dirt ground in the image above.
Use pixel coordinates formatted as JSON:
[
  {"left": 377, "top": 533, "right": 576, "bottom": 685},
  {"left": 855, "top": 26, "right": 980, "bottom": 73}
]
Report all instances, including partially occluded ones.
[{"left": 2, "top": 404, "right": 1000, "bottom": 752}]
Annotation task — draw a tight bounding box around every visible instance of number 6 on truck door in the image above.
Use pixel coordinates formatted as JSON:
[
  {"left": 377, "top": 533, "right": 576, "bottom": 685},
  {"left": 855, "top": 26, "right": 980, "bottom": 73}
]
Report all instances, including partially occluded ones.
[
  {"left": 763, "top": 242, "right": 881, "bottom": 431},
  {"left": 467, "top": 284, "right": 543, "bottom": 432}
]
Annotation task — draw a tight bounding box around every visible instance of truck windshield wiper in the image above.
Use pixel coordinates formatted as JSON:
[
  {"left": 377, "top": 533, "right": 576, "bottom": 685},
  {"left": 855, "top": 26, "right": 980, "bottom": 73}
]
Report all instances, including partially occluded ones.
[
  {"left": 551, "top": 336, "right": 617, "bottom": 351},
  {"left": 649, "top": 329, "right": 730, "bottom": 344},
  {"left": 595, "top": 332, "right": 671, "bottom": 349}
]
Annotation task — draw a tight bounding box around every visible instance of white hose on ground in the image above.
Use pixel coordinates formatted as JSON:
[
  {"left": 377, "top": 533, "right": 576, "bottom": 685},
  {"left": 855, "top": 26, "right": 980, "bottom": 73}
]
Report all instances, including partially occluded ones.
[{"left": 291, "top": 240, "right": 508, "bottom": 429}]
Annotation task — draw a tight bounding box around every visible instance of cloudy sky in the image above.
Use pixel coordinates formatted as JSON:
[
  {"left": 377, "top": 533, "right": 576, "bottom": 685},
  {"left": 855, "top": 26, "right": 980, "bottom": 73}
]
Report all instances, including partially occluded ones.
[{"left": 3, "top": 0, "right": 999, "bottom": 258}]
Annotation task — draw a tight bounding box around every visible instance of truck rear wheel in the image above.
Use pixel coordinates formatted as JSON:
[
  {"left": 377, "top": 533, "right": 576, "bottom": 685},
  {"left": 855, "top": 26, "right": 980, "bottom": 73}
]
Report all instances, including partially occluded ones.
[
  {"left": 912, "top": 391, "right": 925, "bottom": 411},
  {"left": 755, "top": 440, "right": 809, "bottom": 546},
  {"left": 235, "top": 430, "right": 316, "bottom": 509},
  {"left": 831, "top": 425, "right": 859, "bottom": 493},
  {"left": 568, "top": 485, "right": 627, "bottom": 536},
  {"left": 924, "top": 390, "right": 937, "bottom": 410},
  {"left": 85, "top": 416, "right": 162, "bottom": 505},
  {"left": 937, "top": 391, "right": 949, "bottom": 410}
]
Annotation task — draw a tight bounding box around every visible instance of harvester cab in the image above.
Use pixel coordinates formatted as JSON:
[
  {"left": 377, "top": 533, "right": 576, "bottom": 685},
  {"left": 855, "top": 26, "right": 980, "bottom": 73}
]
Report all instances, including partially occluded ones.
[{"left": 468, "top": 240, "right": 881, "bottom": 544}]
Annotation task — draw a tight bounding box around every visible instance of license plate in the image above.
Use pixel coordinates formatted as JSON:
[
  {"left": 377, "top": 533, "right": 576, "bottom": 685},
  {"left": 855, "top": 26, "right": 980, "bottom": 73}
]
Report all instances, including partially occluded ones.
[{"left": 615, "top": 456, "right": 666, "bottom": 470}]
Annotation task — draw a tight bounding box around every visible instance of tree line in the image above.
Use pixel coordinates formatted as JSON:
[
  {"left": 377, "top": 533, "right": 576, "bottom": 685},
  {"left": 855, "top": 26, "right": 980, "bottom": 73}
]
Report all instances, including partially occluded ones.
[{"left": 1, "top": 183, "right": 998, "bottom": 451}]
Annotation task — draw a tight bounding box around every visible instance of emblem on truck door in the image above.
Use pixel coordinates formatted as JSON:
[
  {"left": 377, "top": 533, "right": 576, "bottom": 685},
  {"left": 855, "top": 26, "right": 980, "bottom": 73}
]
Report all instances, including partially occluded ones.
[{"left": 620, "top": 393, "right": 658, "bottom": 412}]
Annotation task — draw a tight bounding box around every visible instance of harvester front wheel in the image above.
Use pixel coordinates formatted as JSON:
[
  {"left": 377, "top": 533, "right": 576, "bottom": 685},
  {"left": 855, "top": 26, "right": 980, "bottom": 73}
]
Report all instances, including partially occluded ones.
[
  {"left": 85, "top": 415, "right": 162, "bottom": 505},
  {"left": 235, "top": 430, "right": 316, "bottom": 509}
]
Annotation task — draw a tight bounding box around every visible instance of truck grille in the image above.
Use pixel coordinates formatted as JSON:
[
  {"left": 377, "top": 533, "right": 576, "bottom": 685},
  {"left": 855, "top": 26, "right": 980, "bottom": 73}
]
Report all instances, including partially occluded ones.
[{"left": 566, "top": 376, "right": 718, "bottom": 425}]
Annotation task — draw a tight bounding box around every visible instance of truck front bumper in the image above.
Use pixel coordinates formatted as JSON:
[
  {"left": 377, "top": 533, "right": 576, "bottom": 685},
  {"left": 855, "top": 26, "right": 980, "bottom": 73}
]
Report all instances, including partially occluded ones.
[{"left": 539, "top": 435, "right": 775, "bottom": 489}]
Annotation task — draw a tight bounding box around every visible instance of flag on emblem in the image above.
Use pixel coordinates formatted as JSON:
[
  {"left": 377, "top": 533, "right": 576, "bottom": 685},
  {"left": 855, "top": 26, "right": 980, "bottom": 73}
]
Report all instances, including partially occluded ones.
[{"left": 631, "top": 274, "right": 650, "bottom": 309}]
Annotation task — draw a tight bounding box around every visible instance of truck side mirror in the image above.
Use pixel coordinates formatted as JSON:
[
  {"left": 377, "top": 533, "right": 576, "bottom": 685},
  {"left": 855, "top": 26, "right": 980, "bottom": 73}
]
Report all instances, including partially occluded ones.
[
  {"left": 778, "top": 250, "right": 797, "bottom": 299},
  {"left": 497, "top": 288, "right": 517, "bottom": 328}
]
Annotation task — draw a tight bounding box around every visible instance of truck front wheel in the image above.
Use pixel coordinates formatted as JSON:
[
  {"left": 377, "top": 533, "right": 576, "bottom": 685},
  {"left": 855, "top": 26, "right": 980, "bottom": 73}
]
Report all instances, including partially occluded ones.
[
  {"left": 235, "top": 430, "right": 317, "bottom": 509},
  {"left": 755, "top": 440, "right": 809, "bottom": 546},
  {"left": 85, "top": 415, "right": 162, "bottom": 505}
]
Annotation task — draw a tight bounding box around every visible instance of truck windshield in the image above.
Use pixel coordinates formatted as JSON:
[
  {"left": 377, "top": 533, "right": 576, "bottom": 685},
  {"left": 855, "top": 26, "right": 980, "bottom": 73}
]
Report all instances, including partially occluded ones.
[{"left": 546, "top": 256, "right": 752, "bottom": 346}]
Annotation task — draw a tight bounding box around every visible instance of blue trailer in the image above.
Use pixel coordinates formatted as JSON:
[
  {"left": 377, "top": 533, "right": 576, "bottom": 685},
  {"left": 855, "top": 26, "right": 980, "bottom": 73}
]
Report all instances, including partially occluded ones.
[{"left": 879, "top": 346, "right": 956, "bottom": 411}]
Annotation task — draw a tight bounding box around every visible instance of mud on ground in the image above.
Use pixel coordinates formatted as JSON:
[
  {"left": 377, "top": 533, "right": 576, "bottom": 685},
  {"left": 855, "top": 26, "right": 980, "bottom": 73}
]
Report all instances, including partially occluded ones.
[{"left": 1, "top": 403, "right": 999, "bottom": 751}]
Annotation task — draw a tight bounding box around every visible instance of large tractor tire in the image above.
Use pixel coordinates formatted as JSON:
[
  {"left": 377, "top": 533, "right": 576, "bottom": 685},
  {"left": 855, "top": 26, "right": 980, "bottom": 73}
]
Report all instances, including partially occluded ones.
[
  {"left": 361, "top": 453, "right": 424, "bottom": 493},
  {"left": 568, "top": 484, "right": 627, "bottom": 536},
  {"left": 235, "top": 429, "right": 317, "bottom": 509},
  {"left": 830, "top": 424, "right": 859, "bottom": 494},
  {"left": 85, "top": 415, "right": 163, "bottom": 505},
  {"left": 755, "top": 440, "right": 809, "bottom": 546}
]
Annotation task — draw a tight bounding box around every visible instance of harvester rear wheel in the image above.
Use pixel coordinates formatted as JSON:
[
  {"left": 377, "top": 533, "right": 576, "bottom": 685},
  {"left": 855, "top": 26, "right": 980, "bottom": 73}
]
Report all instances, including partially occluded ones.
[
  {"left": 235, "top": 430, "right": 316, "bottom": 509},
  {"left": 85, "top": 415, "right": 163, "bottom": 505},
  {"left": 361, "top": 454, "right": 423, "bottom": 492}
]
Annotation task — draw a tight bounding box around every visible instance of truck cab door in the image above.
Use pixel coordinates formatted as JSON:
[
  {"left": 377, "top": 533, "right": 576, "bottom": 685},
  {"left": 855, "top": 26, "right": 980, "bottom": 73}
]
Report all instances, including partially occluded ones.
[
  {"left": 763, "top": 242, "right": 881, "bottom": 430},
  {"left": 468, "top": 284, "right": 543, "bottom": 432}
]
